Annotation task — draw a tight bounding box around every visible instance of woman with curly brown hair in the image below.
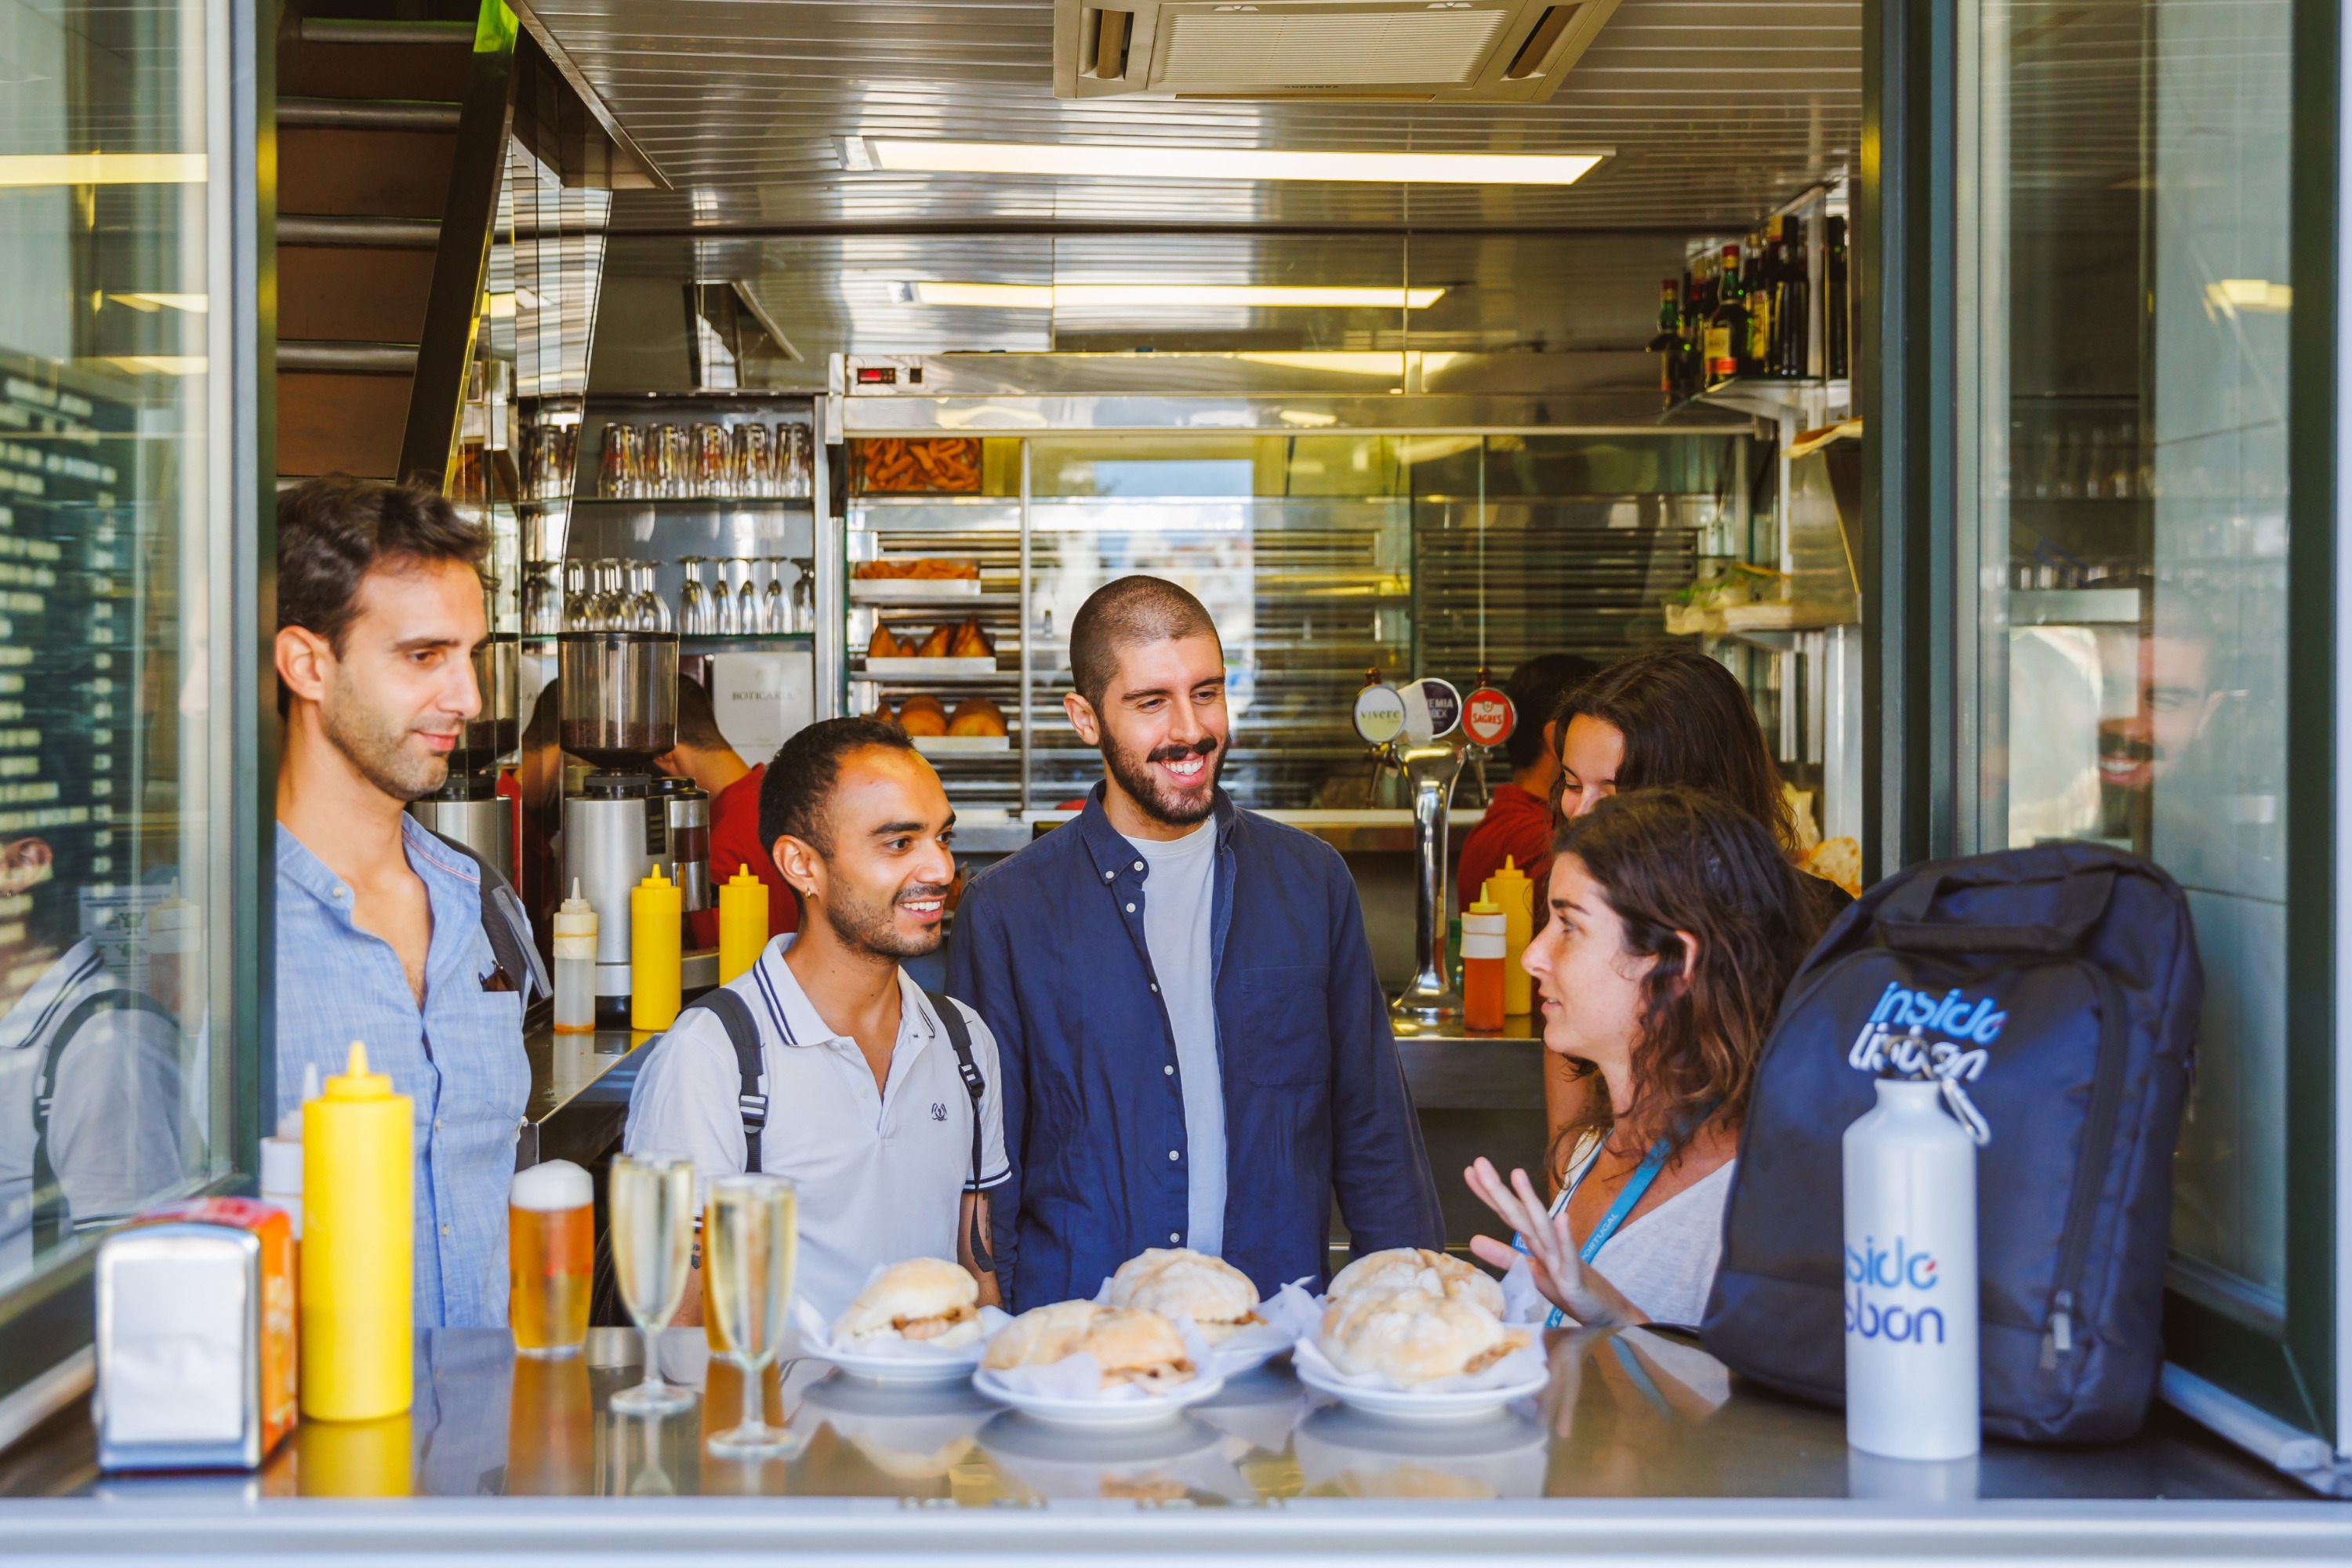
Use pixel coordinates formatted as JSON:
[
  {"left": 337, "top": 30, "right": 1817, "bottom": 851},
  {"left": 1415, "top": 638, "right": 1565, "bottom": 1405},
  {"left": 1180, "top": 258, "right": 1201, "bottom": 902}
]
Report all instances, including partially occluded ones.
[{"left": 1465, "top": 786, "right": 1822, "bottom": 1329}]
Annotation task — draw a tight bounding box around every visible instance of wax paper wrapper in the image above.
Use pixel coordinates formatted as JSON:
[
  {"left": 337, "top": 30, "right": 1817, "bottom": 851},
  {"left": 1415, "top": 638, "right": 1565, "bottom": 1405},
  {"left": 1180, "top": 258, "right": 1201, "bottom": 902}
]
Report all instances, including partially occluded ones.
[
  {"left": 1087, "top": 1275, "right": 1316, "bottom": 1381},
  {"left": 1291, "top": 1326, "right": 1548, "bottom": 1395},
  {"left": 981, "top": 1312, "right": 1217, "bottom": 1402},
  {"left": 789, "top": 1283, "right": 1011, "bottom": 1365}
]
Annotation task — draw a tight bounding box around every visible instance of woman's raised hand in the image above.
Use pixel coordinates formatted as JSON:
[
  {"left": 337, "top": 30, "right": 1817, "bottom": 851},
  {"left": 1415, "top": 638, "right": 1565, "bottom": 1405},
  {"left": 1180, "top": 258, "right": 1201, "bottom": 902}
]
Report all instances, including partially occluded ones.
[{"left": 1464, "top": 1156, "right": 1648, "bottom": 1329}]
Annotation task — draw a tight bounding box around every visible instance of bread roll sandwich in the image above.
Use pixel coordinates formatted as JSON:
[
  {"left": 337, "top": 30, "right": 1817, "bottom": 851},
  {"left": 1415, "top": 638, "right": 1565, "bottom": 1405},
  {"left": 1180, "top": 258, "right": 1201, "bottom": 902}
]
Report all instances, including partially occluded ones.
[
  {"left": 947, "top": 696, "right": 1007, "bottom": 738},
  {"left": 982, "top": 1301, "right": 1196, "bottom": 1391},
  {"left": 1327, "top": 1247, "right": 1506, "bottom": 1319},
  {"left": 897, "top": 694, "right": 948, "bottom": 737},
  {"left": 832, "top": 1258, "right": 983, "bottom": 1349},
  {"left": 1319, "top": 1288, "right": 1526, "bottom": 1385},
  {"left": 1106, "top": 1247, "right": 1262, "bottom": 1343}
]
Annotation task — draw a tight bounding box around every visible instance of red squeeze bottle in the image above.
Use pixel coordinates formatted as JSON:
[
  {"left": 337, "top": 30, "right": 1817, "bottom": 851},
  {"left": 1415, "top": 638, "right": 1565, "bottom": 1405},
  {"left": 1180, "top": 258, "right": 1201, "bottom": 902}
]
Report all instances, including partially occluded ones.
[{"left": 1462, "top": 900, "right": 1508, "bottom": 1033}]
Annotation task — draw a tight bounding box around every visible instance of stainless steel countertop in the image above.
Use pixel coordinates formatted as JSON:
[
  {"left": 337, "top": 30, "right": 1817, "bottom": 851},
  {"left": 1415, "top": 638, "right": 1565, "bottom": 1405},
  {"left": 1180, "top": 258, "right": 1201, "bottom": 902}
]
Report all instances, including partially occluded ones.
[
  {"left": 0, "top": 1327, "right": 2321, "bottom": 1555},
  {"left": 518, "top": 1024, "right": 652, "bottom": 1168}
]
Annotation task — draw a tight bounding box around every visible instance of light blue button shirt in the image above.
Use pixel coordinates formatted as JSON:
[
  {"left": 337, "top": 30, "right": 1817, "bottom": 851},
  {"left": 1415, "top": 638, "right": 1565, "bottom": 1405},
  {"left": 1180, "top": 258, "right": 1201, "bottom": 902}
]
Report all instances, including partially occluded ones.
[{"left": 275, "top": 818, "right": 529, "bottom": 1329}]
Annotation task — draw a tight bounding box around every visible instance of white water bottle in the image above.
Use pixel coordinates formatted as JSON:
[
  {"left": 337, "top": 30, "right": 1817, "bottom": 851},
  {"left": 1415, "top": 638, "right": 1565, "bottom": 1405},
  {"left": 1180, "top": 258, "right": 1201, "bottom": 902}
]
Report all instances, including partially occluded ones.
[{"left": 1844, "top": 1076, "right": 1980, "bottom": 1459}]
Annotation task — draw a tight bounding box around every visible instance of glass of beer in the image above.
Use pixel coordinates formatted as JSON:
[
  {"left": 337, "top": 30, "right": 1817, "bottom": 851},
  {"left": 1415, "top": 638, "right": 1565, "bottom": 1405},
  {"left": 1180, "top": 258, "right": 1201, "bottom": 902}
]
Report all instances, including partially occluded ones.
[
  {"left": 702, "top": 1173, "right": 797, "bottom": 1457},
  {"left": 509, "top": 1160, "right": 593, "bottom": 1356},
  {"left": 608, "top": 1152, "right": 696, "bottom": 1416}
]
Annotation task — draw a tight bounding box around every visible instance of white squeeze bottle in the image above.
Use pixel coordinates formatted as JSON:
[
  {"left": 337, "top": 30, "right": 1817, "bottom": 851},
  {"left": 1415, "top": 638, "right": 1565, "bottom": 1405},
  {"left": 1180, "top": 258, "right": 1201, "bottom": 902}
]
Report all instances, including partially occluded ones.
[
  {"left": 1844, "top": 1075, "right": 1980, "bottom": 1460},
  {"left": 554, "top": 880, "right": 598, "bottom": 1034}
]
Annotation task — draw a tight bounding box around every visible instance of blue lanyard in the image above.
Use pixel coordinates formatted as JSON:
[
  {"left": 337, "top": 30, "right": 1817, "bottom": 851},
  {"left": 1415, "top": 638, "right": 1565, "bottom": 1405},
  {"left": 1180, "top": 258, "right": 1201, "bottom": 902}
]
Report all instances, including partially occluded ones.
[{"left": 1515, "top": 1134, "right": 1675, "bottom": 1328}]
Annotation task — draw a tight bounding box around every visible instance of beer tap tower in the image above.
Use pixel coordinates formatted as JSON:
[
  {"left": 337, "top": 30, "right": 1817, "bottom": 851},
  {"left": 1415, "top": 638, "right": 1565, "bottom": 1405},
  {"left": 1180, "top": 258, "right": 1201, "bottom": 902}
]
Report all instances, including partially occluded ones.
[{"left": 1356, "top": 673, "right": 1468, "bottom": 1024}]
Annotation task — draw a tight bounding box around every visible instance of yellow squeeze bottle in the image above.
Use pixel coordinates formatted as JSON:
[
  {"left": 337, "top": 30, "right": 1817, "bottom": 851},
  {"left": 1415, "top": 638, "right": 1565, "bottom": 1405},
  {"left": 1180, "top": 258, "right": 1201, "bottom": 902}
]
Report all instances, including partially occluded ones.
[
  {"left": 1484, "top": 856, "right": 1535, "bottom": 1015},
  {"left": 301, "top": 1042, "right": 412, "bottom": 1421},
  {"left": 631, "top": 868, "right": 683, "bottom": 1031},
  {"left": 717, "top": 866, "right": 768, "bottom": 985}
]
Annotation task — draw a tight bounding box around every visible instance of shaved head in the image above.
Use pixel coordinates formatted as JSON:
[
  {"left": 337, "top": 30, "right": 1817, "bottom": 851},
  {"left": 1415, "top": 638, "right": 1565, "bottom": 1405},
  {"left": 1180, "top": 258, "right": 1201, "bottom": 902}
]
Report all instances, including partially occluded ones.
[{"left": 1069, "top": 575, "right": 1221, "bottom": 710}]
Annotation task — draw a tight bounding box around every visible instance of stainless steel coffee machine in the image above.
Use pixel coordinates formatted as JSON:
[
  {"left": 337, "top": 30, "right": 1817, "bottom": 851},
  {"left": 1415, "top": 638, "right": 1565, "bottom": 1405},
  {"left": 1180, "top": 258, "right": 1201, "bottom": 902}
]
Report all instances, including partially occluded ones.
[{"left": 558, "top": 630, "right": 681, "bottom": 1022}]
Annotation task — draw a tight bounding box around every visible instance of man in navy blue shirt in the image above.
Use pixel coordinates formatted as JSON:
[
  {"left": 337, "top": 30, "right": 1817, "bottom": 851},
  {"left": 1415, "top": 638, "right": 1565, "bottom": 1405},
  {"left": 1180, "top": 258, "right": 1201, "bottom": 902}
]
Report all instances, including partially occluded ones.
[{"left": 948, "top": 576, "right": 1443, "bottom": 1307}]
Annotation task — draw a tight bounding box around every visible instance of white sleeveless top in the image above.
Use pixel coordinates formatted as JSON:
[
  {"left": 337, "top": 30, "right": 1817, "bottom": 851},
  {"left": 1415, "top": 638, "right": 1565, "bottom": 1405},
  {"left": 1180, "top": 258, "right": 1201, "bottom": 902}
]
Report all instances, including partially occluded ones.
[{"left": 1499, "top": 1136, "right": 1736, "bottom": 1330}]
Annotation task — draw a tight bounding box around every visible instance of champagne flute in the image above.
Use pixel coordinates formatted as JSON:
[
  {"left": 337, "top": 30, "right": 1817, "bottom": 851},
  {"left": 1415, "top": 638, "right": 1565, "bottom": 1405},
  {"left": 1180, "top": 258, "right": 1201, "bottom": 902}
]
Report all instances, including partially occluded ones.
[
  {"left": 702, "top": 1173, "right": 797, "bottom": 1457},
  {"left": 608, "top": 1153, "right": 697, "bottom": 1416}
]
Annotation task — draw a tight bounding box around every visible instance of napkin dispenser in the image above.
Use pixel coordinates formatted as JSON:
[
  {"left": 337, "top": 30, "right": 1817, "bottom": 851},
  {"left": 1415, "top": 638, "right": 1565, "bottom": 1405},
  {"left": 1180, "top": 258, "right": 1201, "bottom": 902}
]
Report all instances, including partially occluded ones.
[{"left": 94, "top": 1197, "right": 298, "bottom": 1472}]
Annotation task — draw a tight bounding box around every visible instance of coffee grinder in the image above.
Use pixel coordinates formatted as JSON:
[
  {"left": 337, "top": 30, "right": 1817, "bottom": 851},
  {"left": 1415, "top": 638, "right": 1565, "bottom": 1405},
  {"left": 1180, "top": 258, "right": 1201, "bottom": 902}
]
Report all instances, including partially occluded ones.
[{"left": 558, "top": 629, "right": 681, "bottom": 1023}]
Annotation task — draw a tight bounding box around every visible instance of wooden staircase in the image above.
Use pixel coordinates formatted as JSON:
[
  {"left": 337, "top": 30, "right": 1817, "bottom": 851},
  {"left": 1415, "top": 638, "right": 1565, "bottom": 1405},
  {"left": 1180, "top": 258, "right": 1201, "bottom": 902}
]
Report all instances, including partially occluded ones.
[{"left": 275, "top": 7, "right": 514, "bottom": 486}]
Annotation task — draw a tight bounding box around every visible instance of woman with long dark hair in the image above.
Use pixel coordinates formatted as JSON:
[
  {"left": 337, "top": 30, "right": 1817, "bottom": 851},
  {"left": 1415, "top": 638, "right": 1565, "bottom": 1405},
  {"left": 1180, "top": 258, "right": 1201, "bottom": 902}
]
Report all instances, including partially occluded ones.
[
  {"left": 1533, "top": 644, "right": 1848, "bottom": 1168},
  {"left": 1465, "top": 786, "right": 1820, "bottom": 1328}
]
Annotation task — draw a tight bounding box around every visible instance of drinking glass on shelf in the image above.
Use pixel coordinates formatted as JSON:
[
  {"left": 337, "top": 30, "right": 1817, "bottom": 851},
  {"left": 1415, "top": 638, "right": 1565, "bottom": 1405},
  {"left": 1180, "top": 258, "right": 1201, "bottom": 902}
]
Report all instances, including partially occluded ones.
[
  {"left": 691, "top": 423, "right": 731, "bottom": 498},
  {"left": 735, "top": 561, "right": 760, "bottom": 637},
  {"left": 608, "top": 1153, "right": 697, "bottom": 1417},
  {"left": 651, "top": 424, "right": 687, "bottom": 499},
  {"left": 702, "top": 1173, "right": 797, "bottom": 1457},
  {"left": 678, "top": 557, "right": 711, "bottom": 637},
  {"left": 732, "top": 423, "right": 773, "bottom": 499},
  {"left": 594, "top": 558, "right": 633, "bottom": 631},
  {"left": 778, "top": 424, "right": 811, "bottom": 499},
  {"left": 524, "top": 424, "right": 565, "bottom": 502},
  {"left": 713, "top": 559, "right": 740, "bottom": 637},
  {"left": 759, "top": 559, "right": 786, "bottom": 636},
  {"left": 597, "top": 423, "right": 632, "bottom": 499},
  {"left": 524, "top": 561, "right": 564, "bottom": 635}
]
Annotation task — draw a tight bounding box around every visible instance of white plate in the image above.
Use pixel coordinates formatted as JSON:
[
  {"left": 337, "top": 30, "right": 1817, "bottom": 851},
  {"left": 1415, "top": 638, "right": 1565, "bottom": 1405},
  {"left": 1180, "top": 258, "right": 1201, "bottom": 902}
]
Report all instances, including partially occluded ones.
[
  {"left": 813, "top": 1342, "right": 985, "bottom": 1384},
  {"left": 972, "top": 1367, "right": 1227, "bottom": 1429},
  {"left": 911, "top": 733, "right": 1010, "bottom": 755},
  {"left": 1294, "top": 1356, "right": 1548, "bottom": 1422},
  {"left": 850, "top": 577, "right": 981, "bottom": 601}
]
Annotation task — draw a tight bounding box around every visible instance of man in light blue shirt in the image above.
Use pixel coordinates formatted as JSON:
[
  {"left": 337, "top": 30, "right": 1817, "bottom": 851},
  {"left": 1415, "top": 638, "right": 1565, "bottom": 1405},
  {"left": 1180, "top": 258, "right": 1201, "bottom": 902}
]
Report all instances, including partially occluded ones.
[{"left": 273, "top": 477, "right": 532, "bottom": 1329}]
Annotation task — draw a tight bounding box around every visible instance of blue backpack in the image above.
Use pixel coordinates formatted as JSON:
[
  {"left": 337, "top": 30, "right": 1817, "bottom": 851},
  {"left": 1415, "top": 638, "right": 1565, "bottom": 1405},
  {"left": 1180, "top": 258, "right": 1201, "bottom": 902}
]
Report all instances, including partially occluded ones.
[{"left": 1700, "top": 841, "right": 2202, "bottom": 1443}]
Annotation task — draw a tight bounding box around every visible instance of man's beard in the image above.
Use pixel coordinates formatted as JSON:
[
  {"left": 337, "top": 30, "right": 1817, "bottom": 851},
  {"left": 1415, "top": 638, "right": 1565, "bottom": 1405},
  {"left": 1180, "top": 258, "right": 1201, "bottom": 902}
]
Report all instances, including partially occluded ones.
[
  {"left": 823, "top": 876, "right": 950, "bottom": 960},
  {"left": 1103, "top": 730, "right": 1224, "bottom": 828},
  {"left": 322, "top": 665, "right": 450, "bottom": 802}
]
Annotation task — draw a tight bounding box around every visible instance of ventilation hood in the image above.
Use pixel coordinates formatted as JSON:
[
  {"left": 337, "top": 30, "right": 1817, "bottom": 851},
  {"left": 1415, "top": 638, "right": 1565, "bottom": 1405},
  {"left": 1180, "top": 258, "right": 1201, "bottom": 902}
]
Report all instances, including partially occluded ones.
[{"left": 1054, "top": 0, "right": 1620, "bottom": 102}]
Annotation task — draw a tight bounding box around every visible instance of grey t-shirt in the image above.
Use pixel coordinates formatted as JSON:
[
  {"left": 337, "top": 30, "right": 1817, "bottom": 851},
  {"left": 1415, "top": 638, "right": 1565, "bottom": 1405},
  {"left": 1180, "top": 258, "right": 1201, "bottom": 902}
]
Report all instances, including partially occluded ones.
[{"left": 1126, "top": 819, "right": 1225, "bottom": 1256}]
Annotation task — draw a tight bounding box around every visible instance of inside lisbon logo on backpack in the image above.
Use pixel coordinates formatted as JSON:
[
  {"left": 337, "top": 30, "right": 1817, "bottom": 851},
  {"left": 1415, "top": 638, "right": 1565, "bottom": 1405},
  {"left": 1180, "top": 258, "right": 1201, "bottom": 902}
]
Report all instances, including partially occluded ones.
[{"left": 1847, "top": 981, "right": 2005, "bottom": 1084}]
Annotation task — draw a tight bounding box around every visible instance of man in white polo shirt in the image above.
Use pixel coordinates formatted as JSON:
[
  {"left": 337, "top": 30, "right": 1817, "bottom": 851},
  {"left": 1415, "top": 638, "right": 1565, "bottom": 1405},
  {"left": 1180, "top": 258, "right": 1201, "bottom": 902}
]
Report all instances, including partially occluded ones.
[{"left": 623, "top": 717, "right": 1006, "bottom": 1320}]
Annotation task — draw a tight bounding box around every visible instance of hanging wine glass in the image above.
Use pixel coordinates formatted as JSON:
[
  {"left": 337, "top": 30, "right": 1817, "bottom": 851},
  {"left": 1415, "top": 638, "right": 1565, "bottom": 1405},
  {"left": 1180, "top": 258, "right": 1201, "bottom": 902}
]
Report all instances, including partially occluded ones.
[
  {"left": 789, "top": 557, "right": 814, "bottom": 635},
  {"left": 735, "top": 559, "right": 760, "bottom": 638},
  {"left": 713, "top": 558, "right": 740, "bottom": 637},
  {"left": 678, "top": 556, "right": 710, "bottom": 637},
  {"left": 562, "top": 558, "right": 589, "bottom": 631},
  {"left": 759, "top": 558, "right": 786, "bottom": 635}
]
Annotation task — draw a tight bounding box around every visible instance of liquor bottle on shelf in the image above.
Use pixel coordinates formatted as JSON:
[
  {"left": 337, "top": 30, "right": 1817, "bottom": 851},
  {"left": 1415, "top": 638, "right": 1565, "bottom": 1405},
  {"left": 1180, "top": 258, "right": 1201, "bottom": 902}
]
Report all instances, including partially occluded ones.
[
  {"left": 1650, "top": 278, "right": 1682, "bottom": 397},
  {"left": 1825, "top": 216, "right": 1851, "bottom": 380},
  {"left": 1705, "top": 244, "right": 1747, "bottom": 386},
  {"left": 1777, "top": 216, "right": 1810, "bottom": 377},
  {"left": 1746, "top": 225, "right": 1776, "bottom": 374}
]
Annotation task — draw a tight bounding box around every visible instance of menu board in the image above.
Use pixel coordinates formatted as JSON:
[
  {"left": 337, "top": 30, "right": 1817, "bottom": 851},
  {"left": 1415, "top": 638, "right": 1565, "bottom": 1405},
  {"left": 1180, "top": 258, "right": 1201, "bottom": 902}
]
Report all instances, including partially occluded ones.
[{"left": 0, "top": 351, "right": 132, "bottom": 1000}]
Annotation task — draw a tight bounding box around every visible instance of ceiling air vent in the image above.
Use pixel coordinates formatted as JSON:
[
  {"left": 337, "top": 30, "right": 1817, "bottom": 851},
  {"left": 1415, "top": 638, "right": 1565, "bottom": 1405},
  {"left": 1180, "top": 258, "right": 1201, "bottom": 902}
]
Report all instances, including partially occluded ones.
[{"left": 1057, "top": 0, "right": 1618, "bottom": 102}]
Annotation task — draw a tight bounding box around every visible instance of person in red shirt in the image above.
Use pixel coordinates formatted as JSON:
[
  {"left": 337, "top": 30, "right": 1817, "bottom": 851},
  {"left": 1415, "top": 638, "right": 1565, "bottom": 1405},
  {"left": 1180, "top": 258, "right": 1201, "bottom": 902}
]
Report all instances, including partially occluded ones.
[
  {"left": 1457, "top": 652, "right": 1598, "bottom": 913},
  {"left": 659, "top": 675, "right": 798, "bottom": 950}
]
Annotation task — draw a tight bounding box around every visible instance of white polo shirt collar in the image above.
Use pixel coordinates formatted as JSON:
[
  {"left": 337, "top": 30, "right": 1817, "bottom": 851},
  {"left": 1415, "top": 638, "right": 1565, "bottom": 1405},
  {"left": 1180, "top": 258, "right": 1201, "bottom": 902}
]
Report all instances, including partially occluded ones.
[{"left": 745, "top": 935, "right": 938, "bottom": 1091}]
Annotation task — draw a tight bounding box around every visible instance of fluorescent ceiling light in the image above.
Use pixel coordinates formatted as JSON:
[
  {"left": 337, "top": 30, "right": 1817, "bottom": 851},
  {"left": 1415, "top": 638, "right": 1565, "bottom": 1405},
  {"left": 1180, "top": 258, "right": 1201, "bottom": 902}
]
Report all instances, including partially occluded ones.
[
  {"left": 96, "top": 355, "right": 207, "bottom": 376},
  {"left": 108, "top": 292, "right": 207, "bottom": 314},
  {"left": 2205, "top": 278, "right": 2291, "bottom": 316},
  {"left": 867, "top": 140, "right": 1602, "bottom": 187},
  {"left": 912, "top": 282, "right": 1445, "bottom": 310},
  {"left": 0, "top": 154, "right": 206, "bottom": 187}
]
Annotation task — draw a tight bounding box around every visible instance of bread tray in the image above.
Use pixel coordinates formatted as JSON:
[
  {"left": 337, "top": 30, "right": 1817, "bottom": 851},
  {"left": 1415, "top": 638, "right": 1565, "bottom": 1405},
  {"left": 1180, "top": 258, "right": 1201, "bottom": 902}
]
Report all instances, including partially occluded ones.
[
  {"left": 865, "top": 657, "right": 999, "bottom": 678},
  {"left": 850, "top": 578, "right": 981, "bottom": 603},
  {"left": 912, "top": 734, "right": 1011, "bottom": 755}
]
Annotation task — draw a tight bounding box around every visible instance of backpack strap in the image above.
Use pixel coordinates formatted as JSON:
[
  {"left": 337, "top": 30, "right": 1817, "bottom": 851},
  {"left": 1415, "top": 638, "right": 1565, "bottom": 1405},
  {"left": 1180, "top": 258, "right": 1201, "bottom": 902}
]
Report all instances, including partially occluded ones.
[
  {"left": 1877, "top": 866, "right": 2116, "bottom": 956},
  {"left": 677, "top": 986, "right": 766, "bottom": 1169},
  {"left": 426, "top": 829, "right": 550, "bottom": 1003},
  {"left": 31, "top": 988, "right": 175, "bottom": 1236},
  {"left": 926, "top": 990, "right": 995, "bottom": 1276}
]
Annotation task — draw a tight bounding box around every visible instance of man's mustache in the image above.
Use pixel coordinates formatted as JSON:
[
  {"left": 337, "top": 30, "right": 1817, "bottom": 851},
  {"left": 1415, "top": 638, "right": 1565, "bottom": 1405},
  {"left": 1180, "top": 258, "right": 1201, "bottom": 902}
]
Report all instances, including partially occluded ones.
[
  {"left": 1148, "top": 736, "right": 1219, "bottom": 765},
  {"left": 895, "top": 883, "right": 954, "bottom": 906}
]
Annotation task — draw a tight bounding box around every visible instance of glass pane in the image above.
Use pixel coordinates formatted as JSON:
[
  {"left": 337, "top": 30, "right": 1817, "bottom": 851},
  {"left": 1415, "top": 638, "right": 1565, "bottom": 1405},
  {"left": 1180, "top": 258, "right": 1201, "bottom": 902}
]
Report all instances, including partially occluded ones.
[
  {"left": 1969, "top": 0, "right": 2292, "bottom": 1330},
  {"left": 0, "top": 0, "right": 229, "bottom": 1287}
]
